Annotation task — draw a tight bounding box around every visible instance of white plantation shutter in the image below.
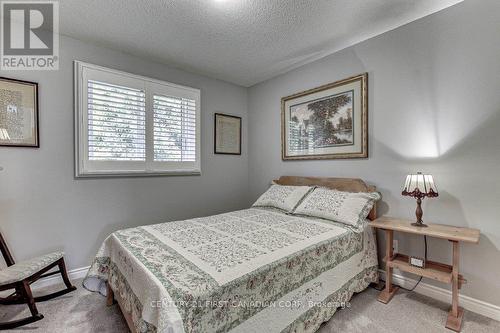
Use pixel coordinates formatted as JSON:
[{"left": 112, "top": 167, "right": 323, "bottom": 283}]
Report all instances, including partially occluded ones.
[
  {"left": 87, "top": 80, "right": 146, "bottom": 161},
  {"left": 153, "top": 95, "right": 196, "bottom": 162},
  {"left": 75, "top": 61, "right": 201, "bottom": 176}
]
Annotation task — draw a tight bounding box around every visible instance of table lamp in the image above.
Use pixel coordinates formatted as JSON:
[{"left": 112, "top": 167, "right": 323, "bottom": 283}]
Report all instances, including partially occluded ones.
[{"left": 402, "top": 172, "right": 438, "bottom": 227}]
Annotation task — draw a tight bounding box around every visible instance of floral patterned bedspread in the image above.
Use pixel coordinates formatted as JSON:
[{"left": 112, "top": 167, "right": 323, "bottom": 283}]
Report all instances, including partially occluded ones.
[{"left": 83, "top": 207, "right": 378, "bottom": 333}]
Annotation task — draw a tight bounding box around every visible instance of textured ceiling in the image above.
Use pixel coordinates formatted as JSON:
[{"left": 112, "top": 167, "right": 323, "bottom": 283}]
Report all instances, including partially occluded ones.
[{"left": 59, "top": 0, "right": 463, "bottom": 86}]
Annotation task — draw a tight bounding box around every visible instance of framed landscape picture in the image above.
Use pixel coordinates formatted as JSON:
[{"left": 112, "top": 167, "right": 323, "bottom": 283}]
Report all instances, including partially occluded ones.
[
  {"left": 281, "top": 73, "right": 367, "bottom": 160},
  {"left": 0, "top": 77, "right": 39, "bottom": 147},
  {"left": 214, "top": 113, "right": 241, "bottom": 155}
]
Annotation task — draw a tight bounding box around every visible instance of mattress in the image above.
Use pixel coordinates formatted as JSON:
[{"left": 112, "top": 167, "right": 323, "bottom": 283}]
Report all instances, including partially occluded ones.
[{"left": 83, "top": 207, "right": 378, "bottom": 333}]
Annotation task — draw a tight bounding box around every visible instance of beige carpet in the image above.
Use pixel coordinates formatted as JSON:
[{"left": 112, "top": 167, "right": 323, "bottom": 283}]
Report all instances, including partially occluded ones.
[{"left": 1, "top": 279, "right": 498, "bottom": 332}]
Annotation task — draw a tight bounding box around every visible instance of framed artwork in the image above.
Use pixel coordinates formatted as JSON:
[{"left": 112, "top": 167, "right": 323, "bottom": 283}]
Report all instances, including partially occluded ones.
[
  {"left": 0, "top": 77, "right": 39, "bottom": 147},
  {"left": 214, "top": 113, "right": 241, "bottom": 155},
  {"left": 281, "top": 73, "right": 367, "bottom": 160}
]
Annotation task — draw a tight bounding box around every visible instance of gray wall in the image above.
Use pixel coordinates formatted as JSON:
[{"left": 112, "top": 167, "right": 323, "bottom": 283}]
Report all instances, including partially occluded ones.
[
  {"left": 248, "top": 0, "right": 500, "bottom": 306},
  {"left": 0, "top": 36, "right": 249, "bottom": 270},
  {"left": 1, "top": 0, "right": 498, "bottom": 308}
]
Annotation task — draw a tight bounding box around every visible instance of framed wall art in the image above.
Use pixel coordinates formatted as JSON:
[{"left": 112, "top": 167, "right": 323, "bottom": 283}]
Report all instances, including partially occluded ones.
[
  {"left": 281, "top": 73, "right": 367, "bottom": 160},
  {"left": 214, "top": 113, "right": 241, "bottom": 155},
  {"left": 0, "top": 77, "right": 39, "bottom": 147}
]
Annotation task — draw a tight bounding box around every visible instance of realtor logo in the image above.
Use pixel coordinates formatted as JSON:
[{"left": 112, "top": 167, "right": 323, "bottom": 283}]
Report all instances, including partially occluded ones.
[{"left": 1, "top": 1, "right": 59, "bottom": 70}]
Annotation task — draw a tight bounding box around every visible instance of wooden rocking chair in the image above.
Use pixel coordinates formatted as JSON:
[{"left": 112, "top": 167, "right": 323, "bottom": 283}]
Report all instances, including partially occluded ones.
[{"left": 0, "top": 232, "right": 76, "bottom": 330}]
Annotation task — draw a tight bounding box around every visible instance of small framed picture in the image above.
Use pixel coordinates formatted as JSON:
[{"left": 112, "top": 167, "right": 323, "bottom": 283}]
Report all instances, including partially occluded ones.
[
  {"left": 214, "top": 113, "right": 241, "bottom": 155},
  {"left": 0, "top": 77, "right": 39, "bottom": 147}
]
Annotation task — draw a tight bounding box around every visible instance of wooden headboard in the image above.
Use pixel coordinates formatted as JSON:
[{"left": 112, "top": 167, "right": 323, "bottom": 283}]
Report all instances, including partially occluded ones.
[{"left": 273, "top": 176, "right": 377, "bottom": 221}]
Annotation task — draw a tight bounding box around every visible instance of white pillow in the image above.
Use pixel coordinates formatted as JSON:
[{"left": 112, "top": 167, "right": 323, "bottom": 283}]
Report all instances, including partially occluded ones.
[
  {"left": 293, "top": 187, "right": 381, "bottom": 232},
  {"left": 252, "top": 184, "right": 314, "bottom": 213}
]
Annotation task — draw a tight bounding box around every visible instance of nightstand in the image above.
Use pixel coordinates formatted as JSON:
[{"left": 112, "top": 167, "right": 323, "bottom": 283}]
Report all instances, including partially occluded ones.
[{"left": 371, "top": 216, "right": 480, "bottom": 332}]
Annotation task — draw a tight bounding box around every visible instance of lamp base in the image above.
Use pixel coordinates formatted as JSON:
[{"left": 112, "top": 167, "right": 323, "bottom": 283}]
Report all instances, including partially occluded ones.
[{"left": 412, "top": 197, "right": 428, "bottom": 227}]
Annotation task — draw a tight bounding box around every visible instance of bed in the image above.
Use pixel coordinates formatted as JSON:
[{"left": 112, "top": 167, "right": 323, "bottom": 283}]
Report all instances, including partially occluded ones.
[{"left": 83, "top": 176, "right": 379, "bottom": 333}]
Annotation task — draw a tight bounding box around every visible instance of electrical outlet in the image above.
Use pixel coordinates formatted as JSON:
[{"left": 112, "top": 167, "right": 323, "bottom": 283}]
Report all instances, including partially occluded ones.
[{"left": 393, "top": 240, "right": 399, "bottom": 253}]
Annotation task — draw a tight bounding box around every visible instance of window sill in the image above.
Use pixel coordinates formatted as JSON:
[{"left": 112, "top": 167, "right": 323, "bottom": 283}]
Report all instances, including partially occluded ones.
[{"left": 75, "top": 170, "right": 201, "bottom": 178}]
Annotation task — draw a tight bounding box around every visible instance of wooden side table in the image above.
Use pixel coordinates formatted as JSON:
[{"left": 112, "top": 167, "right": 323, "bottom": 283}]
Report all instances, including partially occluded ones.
[{"left": 371, "top": 216, "right": 480, "bottom": 332}]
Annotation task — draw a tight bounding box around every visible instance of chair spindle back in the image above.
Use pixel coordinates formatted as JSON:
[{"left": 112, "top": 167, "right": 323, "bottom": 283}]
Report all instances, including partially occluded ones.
[{"left": 0, "top": 232, "right": 15, "bottom": 267}]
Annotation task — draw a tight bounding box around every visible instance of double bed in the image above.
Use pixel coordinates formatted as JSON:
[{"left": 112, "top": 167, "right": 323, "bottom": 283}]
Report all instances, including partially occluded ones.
[{"left": 83, "top": 176, "right": 380, "bottom": 333}]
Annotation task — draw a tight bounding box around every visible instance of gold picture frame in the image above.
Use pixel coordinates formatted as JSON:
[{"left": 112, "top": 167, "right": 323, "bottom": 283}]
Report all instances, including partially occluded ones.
[
  {"left": 0, "top": 77, "right": 39, "bottom": 148},
  {"left": 281, "top": 73, "right": 367, "bottom": 160}
]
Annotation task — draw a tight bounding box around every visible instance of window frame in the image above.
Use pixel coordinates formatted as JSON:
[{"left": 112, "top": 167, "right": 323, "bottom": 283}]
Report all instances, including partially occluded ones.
[{"left": 74, "top": 61, "right": 201, "bottom": 177}]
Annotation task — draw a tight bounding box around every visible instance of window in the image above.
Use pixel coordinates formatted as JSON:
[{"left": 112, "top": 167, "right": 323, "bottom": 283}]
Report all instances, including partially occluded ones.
[{"left": 74, "top": 61, "right": 201, "bottom": 177}]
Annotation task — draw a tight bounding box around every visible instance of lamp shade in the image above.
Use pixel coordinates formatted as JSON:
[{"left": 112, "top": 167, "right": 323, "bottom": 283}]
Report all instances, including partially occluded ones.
[
  {"left": 402, "top": 172, "right": 438, "bottom": 198},
  {"left": 0, "top": 128, "right": 10, "bottom": 140}
]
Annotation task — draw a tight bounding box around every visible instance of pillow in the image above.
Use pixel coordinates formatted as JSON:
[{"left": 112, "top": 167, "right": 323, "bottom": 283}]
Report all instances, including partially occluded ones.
[
  {"left": 252, "top": 184, "right": 314, "bottom": 213},
  {"left": 293, "top": 187, "right": 381, "bottom": 232}
]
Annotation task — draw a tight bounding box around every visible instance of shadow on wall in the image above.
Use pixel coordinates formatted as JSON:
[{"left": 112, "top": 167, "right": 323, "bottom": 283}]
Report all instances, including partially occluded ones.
[
  {"left": 375, "top": 106, "right": 500, "bottom": 237},
  {"left": 373, "top": 109, "right": 500, "bottom": 296},
  {"left": 375, "top": 105, "right": 500, "bottom": 162}
]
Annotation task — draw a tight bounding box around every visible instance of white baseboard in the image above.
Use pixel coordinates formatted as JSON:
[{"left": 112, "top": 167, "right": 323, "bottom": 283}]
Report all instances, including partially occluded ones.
[
  {"left": 30, "top": 266, "right": 90, "bottom": 290},
  {"left": 379, "top": 269, "right": 500, "bottom": 322}
]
